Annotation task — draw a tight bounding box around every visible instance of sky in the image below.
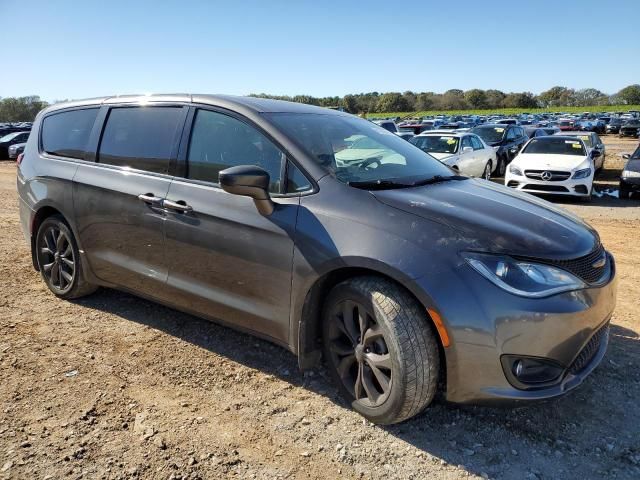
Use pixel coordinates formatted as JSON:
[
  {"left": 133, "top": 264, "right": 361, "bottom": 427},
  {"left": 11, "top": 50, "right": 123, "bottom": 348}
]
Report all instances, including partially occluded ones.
[{"left": 2, "top": 0, "right": 639, "bottom": 102}]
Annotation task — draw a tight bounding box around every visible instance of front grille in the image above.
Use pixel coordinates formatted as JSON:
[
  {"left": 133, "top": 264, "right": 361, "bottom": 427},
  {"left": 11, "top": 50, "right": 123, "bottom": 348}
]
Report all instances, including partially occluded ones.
[
  {"left": 569, "top": 322, "right": 609, "bottom": 374},
  {"left": 522, "top": 184, "right": 569, "bottom": 192},
  {"left": 524, "top": 170, "right": 571, "bottom": 181},
  {"left": 547, "top": 244, "right": 608, "bottom": 284}
]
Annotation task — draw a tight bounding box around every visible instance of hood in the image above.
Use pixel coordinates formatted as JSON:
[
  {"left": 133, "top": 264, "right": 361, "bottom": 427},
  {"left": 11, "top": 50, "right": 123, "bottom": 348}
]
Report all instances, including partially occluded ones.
[
  {"left": 512, "top": 153, "right": 589, "bottom": 171},
  {"left": 372, "top": 178, "right": 598, "bottom": 259},
  {"left": 429, "top": 152, "right": 456, "bottom": 161},
  {"left": 625, "top": 159, "right": 640, "bottom": 172}
]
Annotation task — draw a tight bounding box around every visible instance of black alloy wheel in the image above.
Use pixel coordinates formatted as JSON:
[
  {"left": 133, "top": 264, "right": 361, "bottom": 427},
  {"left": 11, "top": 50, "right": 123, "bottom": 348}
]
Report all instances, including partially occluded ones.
[
  {"left": 38, "top": 223, "right": 76, "bottom": 294},
  {"left": 326, "top": 300, "right": 392, "bottom": 407}
]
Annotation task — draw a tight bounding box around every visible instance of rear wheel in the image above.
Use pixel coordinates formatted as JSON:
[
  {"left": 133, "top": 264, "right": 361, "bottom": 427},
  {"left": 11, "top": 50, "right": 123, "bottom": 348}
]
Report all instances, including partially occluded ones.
[
  {"left": 483, "top": 161, "right": 492, "bottom": 181},
  {"left": 322, "top": 276, "right": 440, "bottom": 424},
  {"left": 35, "top": 215, "right": 97, "bottom": 299},
  {"left": 496, "top": 156, "right": 506, "bottom": 177}
]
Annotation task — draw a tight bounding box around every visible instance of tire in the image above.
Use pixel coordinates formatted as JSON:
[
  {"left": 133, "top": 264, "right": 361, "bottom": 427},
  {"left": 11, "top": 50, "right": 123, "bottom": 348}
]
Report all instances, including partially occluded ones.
[
  {"left": 483, "top": 161, "right": 492, "bottom": 181},
  {"left": 496, "top": 156, "right": 506, "bottom": 177},
  {"left": 322, "top": 276, "right": 440, "bottom": 425},
  {"left": 619, "top": 186, "right": 630, "bottom": 200},
  {"left": 35, "top": 215, "right": 97, "bottom": 299}
]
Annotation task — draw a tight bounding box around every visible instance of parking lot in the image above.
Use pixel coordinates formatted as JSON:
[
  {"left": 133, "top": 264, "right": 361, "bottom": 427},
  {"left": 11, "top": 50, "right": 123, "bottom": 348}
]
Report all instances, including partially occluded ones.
[{"left": 1, "top": 136, "right": 639, "bottom": 480}]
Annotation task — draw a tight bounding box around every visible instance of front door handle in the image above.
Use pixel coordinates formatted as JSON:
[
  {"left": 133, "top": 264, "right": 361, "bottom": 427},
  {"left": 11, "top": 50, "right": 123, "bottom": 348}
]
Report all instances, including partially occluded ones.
[
  {"left": 163, "top": 199, "right": 193, "bottom": 213},
  {"left": 138, "top": 193, "right": 164, "bottom": 206}
]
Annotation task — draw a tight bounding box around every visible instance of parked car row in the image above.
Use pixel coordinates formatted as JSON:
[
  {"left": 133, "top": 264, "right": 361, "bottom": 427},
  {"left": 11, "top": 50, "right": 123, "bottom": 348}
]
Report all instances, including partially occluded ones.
[{"left": 0, "top": 129, "right": 30, "bottom": 159}]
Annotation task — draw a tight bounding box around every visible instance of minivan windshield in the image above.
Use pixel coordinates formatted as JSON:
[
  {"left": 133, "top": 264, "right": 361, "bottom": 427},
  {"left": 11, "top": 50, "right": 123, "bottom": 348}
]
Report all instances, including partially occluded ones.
[
  {"left": 267, "top": 113, "right": 455, "bottom": 187},
  {"left": 522, "top": 137, "right": 586, "bottom": 156}
]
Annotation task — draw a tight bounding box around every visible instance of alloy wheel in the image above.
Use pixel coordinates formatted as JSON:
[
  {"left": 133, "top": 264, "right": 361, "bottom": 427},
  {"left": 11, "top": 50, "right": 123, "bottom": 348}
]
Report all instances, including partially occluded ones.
[
  {"left": 484, "top": 162, "right": 492, "bottom": 180},
  {"left": 327, "top": 300, "right": 392, "bottom": 406},
  {"left": 38, "top": 225, "right": 75, "bottom": 293}
]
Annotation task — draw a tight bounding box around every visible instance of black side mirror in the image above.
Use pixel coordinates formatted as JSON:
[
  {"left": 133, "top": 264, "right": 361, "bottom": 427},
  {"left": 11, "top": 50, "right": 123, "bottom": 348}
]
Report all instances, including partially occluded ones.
[
  {"left": 219, "top": 165, "right": 275, "bottom": 216},
  {"left": 592, "top": 149, "right": 601, "bottom": 158},
  {"left": 622, "top": 153, "right": 631, "bottom": 159}
]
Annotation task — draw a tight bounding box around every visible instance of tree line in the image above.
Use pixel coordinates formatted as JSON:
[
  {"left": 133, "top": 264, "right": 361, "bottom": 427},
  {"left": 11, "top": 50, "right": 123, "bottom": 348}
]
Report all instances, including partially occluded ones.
[
  {"left": 250, "top": 84, "right": 640, "bottom": 114},
  {"left": 1, "top": 85, "right": 640, "bottom": 122}
]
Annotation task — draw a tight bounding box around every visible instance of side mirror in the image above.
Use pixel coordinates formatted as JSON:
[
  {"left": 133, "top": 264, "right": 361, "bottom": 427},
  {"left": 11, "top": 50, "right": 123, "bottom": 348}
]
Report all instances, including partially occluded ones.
[
  {"left": 462, "top": 146, "right": 474, "bottom": 154},
  {"left": 509, "top": 147, "right": 518, "bottom": 154},
  {"left": 592, "top": 149, "right": 601, "bottom": 158},
  {"left": 622, "top": 153, "right": 631, "bottom": 159},
  {"left": 219, "top": 165, "right": 275, "bottom": 216}
]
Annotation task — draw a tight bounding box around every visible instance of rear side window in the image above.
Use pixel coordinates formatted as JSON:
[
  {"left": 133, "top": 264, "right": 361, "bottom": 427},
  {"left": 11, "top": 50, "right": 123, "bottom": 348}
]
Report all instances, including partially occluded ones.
[
  {"left": 470, "top": 135, "right": 484, "bottom": 150},
  {"left": 98, "top": 107, "right": 183, "bottom": 174},
  {"left": 41, "top": 108, "right": 98, "bottom": 159}
]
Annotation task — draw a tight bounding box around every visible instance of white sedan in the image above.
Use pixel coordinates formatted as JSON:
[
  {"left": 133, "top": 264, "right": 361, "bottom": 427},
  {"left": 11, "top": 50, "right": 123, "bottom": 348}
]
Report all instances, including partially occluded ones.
[
  {"left": 504, "top": 136, "right": 594, "bottom": 199},
  {"left": 409, "top": 132, "right": 497, "bottom": 179}
]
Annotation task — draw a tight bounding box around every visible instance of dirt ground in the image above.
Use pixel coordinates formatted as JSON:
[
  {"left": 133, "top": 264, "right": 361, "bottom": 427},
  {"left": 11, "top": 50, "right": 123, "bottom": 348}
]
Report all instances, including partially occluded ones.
[{"left": 1, "top": 137, "right": 639, "bottom": 480}]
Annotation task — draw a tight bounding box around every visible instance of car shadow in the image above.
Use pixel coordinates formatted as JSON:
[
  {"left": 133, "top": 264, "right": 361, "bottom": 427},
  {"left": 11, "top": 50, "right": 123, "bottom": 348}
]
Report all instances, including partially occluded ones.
[{"left": 73, "top": 288, "right": 639, "bottom": 478}]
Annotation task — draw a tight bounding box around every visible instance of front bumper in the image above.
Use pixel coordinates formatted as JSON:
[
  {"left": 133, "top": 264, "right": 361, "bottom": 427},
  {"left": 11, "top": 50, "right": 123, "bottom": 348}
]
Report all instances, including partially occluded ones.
[
  {"left": 504, "top": 171, "right": 593, "bottom": 197},
  {"left": 414, "top": 252, "right": 617, "bottom": 405}
]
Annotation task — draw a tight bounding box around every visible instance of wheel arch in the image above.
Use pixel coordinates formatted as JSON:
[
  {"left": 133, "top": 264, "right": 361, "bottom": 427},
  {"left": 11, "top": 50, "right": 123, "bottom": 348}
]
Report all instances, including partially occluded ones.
[
  {"left": 30, "top": 205, "right": 65, "bottom": 270},
  {"left": 295, "top": 263, "right": 447, "bottom": 381}
]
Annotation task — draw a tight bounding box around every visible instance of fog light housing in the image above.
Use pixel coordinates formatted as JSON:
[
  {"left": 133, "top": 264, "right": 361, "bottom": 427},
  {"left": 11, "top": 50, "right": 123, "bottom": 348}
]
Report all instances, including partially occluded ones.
[{"left": 501, "top": 355, "right": 565, "bottom": 390}]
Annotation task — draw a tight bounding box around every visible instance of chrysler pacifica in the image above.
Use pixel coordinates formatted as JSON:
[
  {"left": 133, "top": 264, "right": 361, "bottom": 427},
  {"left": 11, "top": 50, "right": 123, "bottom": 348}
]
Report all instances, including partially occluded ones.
[{"left": 17, "top": 95, "right": 616, "bottom": 424}]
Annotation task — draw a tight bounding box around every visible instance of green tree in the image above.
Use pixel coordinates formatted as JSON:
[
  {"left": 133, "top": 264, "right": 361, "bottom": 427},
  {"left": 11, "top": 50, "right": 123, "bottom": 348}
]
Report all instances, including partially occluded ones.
[
  {"left": 617, "top": 84, "right": 640, "bottom": 105},
  {"left": 502, "top": 92, "right": 538, "bottom": 108},
  {"left": 0, "top": 96, "right": 49, "bottom": 122},
  {"left": 375, "top": 92, "right": 409, "bottom": 113},
  {"left": 440, "top": 89, "right": 467, "bottom": 110},
  {"left": 342, "top": 94, "right": 358, "bottom": 113},
  {"left": 484, "top": 90, "right": 506, "bottom": 109},
  {"left": 464, "top": 89, "right": 488, "bottom": 109}
]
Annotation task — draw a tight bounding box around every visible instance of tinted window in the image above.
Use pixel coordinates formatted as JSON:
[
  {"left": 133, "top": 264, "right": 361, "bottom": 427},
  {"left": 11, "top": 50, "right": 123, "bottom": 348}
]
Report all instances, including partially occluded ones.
[
  {"left": 286, "top": 161, "right": 312, "bottom": 193},
  {"left": 41, "top": 108, "right": 98, "bottom": 159},
  {"left": 506, "top": 128, "right": 517, "bottom": 140},
  {"left": 187, "top": 109, "right": 285, "bottom": 193},
  {"left": 98, "top": 107, "right": 183, "bottom": 174}
]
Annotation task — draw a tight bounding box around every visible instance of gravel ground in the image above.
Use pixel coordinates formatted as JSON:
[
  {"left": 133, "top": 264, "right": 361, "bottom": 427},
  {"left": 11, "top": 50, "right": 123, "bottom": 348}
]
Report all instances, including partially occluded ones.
[{"left": 1, "top": 137, "right": 639, "bottom": 480}]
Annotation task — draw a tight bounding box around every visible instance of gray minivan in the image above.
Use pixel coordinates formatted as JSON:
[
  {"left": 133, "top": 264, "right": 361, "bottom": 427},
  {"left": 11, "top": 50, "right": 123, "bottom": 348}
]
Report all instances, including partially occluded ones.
[{"left": 17, "top": 95, "right": 616, "bottom": 424}]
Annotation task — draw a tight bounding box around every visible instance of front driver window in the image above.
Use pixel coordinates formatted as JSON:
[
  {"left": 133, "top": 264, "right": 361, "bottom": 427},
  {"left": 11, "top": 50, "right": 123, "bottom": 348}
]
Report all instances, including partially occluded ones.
[{"left": 187, "top": 109, "right": 285, "bottom": 193}]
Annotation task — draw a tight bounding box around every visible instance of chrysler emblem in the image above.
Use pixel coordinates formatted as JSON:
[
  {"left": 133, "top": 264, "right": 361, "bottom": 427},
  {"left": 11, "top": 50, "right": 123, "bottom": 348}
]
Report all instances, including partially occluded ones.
[{"left": 540, "top": 171, "right": 552, "bottom": 181}]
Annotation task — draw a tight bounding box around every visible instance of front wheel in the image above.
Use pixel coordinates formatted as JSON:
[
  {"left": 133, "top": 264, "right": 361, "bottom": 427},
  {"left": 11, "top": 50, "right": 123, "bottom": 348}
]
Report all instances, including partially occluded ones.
[
  {"left": 619, "top": 185, "right": 630, "bottom": 200},
  {"left": 35, "top": 215, "right": 97, "bottom": 299},
  {"left": 322, "top": 276, "right": 440, "bottom": 424}
]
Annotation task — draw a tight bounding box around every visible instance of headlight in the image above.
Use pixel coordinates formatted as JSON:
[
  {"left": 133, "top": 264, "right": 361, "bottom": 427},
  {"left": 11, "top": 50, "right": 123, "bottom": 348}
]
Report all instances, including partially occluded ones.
[
  {"left": 462, "top": 252, "right": 586, "bottom": 298},
  {"left": 572, "top": 168, "right": 592, "bottom": 179},
  {"left": 508, "top": 164, "right": 523, "bottom": 176},
  {"left": 622, "top": 170, "right": 640, "bottom": 178}
]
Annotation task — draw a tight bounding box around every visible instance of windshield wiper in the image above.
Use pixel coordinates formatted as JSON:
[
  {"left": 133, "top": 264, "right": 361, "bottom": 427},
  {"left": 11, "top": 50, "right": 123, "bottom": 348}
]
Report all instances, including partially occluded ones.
[
  {"left": 347, "top": 179, "right": 414, "bottom": 190},
  {"left": 412, "top": 175, "right": 467, "bottom": 186},
  {"left": 348, "top": 175, "right": 467, "bottom": 190}
]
